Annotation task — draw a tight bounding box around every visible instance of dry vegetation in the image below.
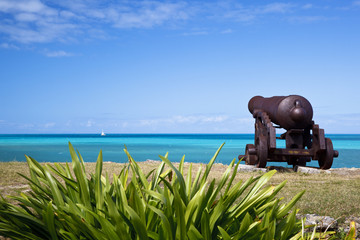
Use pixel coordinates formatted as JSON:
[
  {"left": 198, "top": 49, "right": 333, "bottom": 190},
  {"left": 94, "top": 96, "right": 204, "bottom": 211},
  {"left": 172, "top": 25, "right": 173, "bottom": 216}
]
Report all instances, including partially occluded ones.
[{"left": 1, "top": 161, "right": 360, "bottom": 222}]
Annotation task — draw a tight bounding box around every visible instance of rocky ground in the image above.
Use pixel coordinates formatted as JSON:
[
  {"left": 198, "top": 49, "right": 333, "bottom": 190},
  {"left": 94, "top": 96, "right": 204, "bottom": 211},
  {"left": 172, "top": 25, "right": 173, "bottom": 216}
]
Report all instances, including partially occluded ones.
[{"left": 298, "top": 214, "right": 360, "bottom": 239}]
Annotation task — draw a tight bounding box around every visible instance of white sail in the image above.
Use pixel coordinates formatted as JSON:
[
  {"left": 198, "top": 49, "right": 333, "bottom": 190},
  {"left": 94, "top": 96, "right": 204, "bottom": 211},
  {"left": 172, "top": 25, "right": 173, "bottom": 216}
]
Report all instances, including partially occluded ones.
[{"left": 101, "top": 129, "right": 106, "bottom": 136}]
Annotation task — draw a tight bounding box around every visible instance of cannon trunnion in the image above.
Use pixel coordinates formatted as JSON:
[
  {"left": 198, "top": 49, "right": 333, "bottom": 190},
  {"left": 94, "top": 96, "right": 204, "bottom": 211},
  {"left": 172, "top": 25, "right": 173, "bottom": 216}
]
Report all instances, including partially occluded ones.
[{"left": 240, "top": 95, "right": 338, "bottom": 169}]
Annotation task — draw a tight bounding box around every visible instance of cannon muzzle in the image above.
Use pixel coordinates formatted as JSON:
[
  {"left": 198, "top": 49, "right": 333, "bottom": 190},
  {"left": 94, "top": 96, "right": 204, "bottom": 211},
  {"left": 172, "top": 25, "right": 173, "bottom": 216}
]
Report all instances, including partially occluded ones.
[{"left": 248, "top": 95, "right": 313, "bottom": 130}]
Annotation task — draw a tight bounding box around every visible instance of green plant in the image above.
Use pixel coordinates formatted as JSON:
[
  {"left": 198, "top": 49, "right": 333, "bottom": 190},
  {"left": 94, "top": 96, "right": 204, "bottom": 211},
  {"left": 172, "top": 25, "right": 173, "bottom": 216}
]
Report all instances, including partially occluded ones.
[
  {"left": 344, "top": 221, "right": 357, "bottom": 240},
  {"left": 1, "top": 142, "right": 306, "bottom": 239},
  {"left": 295, "top": 219, "right": 357, "bottom": 240},
  {"left": 291, "top": 218, "right": 337, "bottom": 240}
]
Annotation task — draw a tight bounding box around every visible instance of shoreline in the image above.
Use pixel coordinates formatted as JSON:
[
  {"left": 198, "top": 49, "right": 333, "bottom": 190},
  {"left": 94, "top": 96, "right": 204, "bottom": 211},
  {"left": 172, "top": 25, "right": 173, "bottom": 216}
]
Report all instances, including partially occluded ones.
[{"left": 3, "top": 159, "right": 360, "bottom": 173}]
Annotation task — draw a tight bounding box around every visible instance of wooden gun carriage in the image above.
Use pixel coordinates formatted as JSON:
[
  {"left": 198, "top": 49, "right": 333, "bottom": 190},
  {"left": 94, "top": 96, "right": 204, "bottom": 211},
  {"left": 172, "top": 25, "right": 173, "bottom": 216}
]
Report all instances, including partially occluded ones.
[{"left": 239, "top": 95, "right": 338, "bottom": 169}]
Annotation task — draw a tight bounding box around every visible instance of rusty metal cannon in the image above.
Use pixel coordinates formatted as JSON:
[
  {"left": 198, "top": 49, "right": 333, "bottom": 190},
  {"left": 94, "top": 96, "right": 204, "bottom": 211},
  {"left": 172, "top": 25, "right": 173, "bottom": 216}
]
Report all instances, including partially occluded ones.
[{"left": 239, "top": 95, "right": 338, "bottom": 169}]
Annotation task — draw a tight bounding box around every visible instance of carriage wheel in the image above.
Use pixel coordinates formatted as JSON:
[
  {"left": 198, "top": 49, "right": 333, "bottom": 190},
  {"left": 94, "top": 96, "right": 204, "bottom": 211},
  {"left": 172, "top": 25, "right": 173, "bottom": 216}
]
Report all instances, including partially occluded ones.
[
  {"left": 318, "top": 138, "right": 334, "bottom": 170},
  {"left": 245, "top": 144, "right": 257, "bottom": 165},
  {"left": 256, "top": 136, "right": 268, "bottom": 168}
]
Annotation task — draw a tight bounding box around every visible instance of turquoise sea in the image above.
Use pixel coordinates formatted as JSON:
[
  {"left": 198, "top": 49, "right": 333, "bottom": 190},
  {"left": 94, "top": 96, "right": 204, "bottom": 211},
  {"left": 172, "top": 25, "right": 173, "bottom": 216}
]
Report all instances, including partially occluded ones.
[{"left": 0, "top": 134, "right": 359, "bottom": 168}]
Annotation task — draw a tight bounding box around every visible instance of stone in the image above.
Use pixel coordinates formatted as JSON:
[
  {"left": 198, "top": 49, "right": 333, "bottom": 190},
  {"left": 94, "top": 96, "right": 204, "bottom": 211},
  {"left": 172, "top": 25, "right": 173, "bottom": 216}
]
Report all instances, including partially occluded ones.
[
  {"left": 237, "top": 164, "right": 267, "bottom": 172},
  {"left": 295, "top": 166, "right": 331, "bottom": 174},
  {"left": 300, "top": 214, "right": 338, "bottom": 232}
]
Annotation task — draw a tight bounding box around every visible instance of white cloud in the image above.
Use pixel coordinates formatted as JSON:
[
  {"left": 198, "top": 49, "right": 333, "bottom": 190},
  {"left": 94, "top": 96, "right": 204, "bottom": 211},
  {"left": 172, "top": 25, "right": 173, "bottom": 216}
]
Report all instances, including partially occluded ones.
[
  {"left": 235, "top": 117, "right": 254, "bottom": 124},
  {"left": 353, "top": 1, "right": 360, "bottom": 6},
  {"left": 65, "top": 120, "right": 72, "bottom": 127},
  {"left": 259, "top": 3, "right": 294, "bottom": 14},
  {"left": 44, "top": 50, "right": 74, "bottom": 57},
  {"left": 0, "top": 1, "right": 350, "bottom": 46},
  {"left": 0, "top": 0, "right": 190, "bottom": 45},
  {"left": 288, "top": 15, "right": 330, "bottom": 23},
  {"left": 0, "top": 0, "right": 48, "bottom": 13},
  {"left": 202, "top": 116, "right": 229, "bottom": 123},
  {"left": 0, "top": 26, "right": 43, "bottom": 43},
  {"left": 182, "top": 31, "right": 208, "bottom": 36},
  {"left": 221, "top": 29, "right": 233, "bottom": 34},
  {"left": 112, "top": 2, "right": 189, "bottom": 28},
  {"left": 302, "top": 4, "right": 313, "bottom": 9},
  {"left": 18, "top": 123, "right": 35, "bottom": 129},
  {"left": 15, "top": 12, "right": 39, "bottom": 22},
  {"left": 219, "top": 2, "right": 294, "bottom": 23},
  {"left": 140, "top": 115, "right": 229, "bottom": 126},
  {"left": 0, "top": 42, "right": 19, "bottom": 49},
  {"left": 220, "top": 6, "right": 255, "bottom": 23},
  {"left": 87, "top": 120, "right": 93, "bottom": 127},
  {"left": 44, "top": 122, "right": 56, "bottom": 128},
  {"left": 82, "top": 120, "right": 95, "bottom": 127},
  {"left": 132, "top": 114, "right": 257, "bottom": 133}
]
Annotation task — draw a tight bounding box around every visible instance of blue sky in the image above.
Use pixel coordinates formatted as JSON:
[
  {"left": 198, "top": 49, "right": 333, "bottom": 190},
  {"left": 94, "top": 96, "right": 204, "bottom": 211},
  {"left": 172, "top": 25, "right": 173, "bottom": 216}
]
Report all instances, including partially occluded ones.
[{"left": 0, "top": 0, "right": 360, "bottom": 134}]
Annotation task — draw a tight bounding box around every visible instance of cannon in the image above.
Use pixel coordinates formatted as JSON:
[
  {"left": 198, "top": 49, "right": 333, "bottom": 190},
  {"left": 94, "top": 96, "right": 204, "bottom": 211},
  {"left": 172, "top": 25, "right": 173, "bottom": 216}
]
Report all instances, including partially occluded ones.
[{"left": 239, "top": 95, "right": 338, "bottom": 169}]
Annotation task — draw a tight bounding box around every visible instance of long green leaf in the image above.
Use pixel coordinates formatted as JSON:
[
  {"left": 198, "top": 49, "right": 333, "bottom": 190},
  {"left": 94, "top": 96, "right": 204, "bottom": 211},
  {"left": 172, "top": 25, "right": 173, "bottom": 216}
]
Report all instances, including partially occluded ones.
[
  {"left": 0, "top": 223, "right": 45, "bottom": 240},
  {"left": 95, "top": 150, "right": 104, "bottom": 213},
  {"left": 173, "top": 186, "right": 186, "bottom": 240},
  {"left": 217, "top": 226, "right": 231, "bottom": 240},
  {"left": 125, "top": 205, "right": 149, "bottom": 240},
  {"left": 187, "top": 225, "right": 204, "bottom": 239},
  {"left": 207, "top": 157, "right": 235, "bottom": 209},
  {"left": 128, "top": 179, "right": 146, "bottom": 224},
  {"left": 0, "top": 210, "right": 47, "bottom": 234},
  {"left": 68, "top": 142, "right": 90, "bottom": 207},
  {"left": 242, "top": 170, "right": 277, "bottom": 203},
  {"left": 233, "top": 185, "right": 276, "bottom": 219},
  {"left": 200, "top": 142, "right": 225, "bottom": 186},
  {"left": 124, "top": 147, "right": 149, "bottom": 190},
  {"left": 185, "top": 163, "right": 193, "bottom": 198},
  {"left": 142, "top": 189, "right": 166, "bottom": 205},
  {"left": 179, "top": 154, "right": 185, "bottom": 175},
  {"left": 201, "top": 209, "right": 211, "bottom": 240},
  {"left": 44, "top": 201, "right": 58, "bottom": 240},
  {"left": 280, "top": 208, "right": 298, "bottom": 240},
  {"left": 147, "top": 205, "right": 172, "bottom": 240},
  {"left": 159, "top": 155, "right": 188, "bottom": 205},
  {"left": 345, "top": 221, "right": 357, "bottom": 240},
  {"left": 151, "top": 161, "right": 165, "bottom": 191},
  {"left": 224, "top": 158, "right": 241, "bottom": 195},
  {"left": 190, "top": 164, "right": 203, "bottom": 199},
  {"left": 185, "top": 182, "right": 207, "bottom": 228},
  {"left": 44, "top": 167, "right": 64, "bottom": 207},
  {"left": 277, "top": 190, "right": 305, "bottom": 219}
]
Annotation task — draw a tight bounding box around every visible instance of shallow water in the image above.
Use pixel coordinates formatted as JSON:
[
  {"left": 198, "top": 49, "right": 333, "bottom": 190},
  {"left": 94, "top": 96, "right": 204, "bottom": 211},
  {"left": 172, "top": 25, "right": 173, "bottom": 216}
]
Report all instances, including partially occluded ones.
[{"left": 0, "top": 134, "right": 359, "bottom": 168}]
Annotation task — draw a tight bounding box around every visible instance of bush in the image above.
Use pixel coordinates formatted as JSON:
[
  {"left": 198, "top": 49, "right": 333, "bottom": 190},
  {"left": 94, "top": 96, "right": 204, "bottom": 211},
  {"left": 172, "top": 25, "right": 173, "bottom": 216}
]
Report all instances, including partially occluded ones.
[{"left": 0, "top": 143, "right": 306, "bottom": 239}]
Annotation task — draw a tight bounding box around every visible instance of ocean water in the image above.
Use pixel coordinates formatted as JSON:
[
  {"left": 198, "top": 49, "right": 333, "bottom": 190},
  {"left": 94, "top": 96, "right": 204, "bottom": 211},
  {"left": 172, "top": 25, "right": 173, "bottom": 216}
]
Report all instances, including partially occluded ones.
[{"left": 0, "top": 134, "right": 359, "bottom": 168}]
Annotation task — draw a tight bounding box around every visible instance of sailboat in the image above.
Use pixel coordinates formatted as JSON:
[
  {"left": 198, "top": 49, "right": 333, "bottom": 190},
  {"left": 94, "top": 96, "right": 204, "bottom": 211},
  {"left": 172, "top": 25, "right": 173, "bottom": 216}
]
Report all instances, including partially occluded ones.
[{"left": 101, "top": 129, "right": 106, "bottom": 136}]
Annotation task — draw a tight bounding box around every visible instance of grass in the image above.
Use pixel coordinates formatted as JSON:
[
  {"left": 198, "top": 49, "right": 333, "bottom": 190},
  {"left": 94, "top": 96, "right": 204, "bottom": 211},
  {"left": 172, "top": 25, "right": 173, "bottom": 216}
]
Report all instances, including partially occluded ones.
[{"left": 1, "top": 160, "right": 360, "bottom": 222}]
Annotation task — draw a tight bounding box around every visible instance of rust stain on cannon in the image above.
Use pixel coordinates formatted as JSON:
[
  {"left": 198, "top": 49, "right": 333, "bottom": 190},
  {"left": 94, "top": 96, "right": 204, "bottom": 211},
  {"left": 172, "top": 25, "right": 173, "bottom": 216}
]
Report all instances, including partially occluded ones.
[{"left": 240, "top": 95, "right": 338, "bottom": 170}]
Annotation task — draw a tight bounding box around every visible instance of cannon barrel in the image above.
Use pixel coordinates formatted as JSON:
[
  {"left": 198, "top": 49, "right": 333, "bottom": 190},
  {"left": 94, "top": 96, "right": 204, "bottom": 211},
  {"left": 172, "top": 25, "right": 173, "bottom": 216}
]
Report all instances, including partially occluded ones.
[{"left": 248, "top": 95, "right": 313, "bottom": 130}]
